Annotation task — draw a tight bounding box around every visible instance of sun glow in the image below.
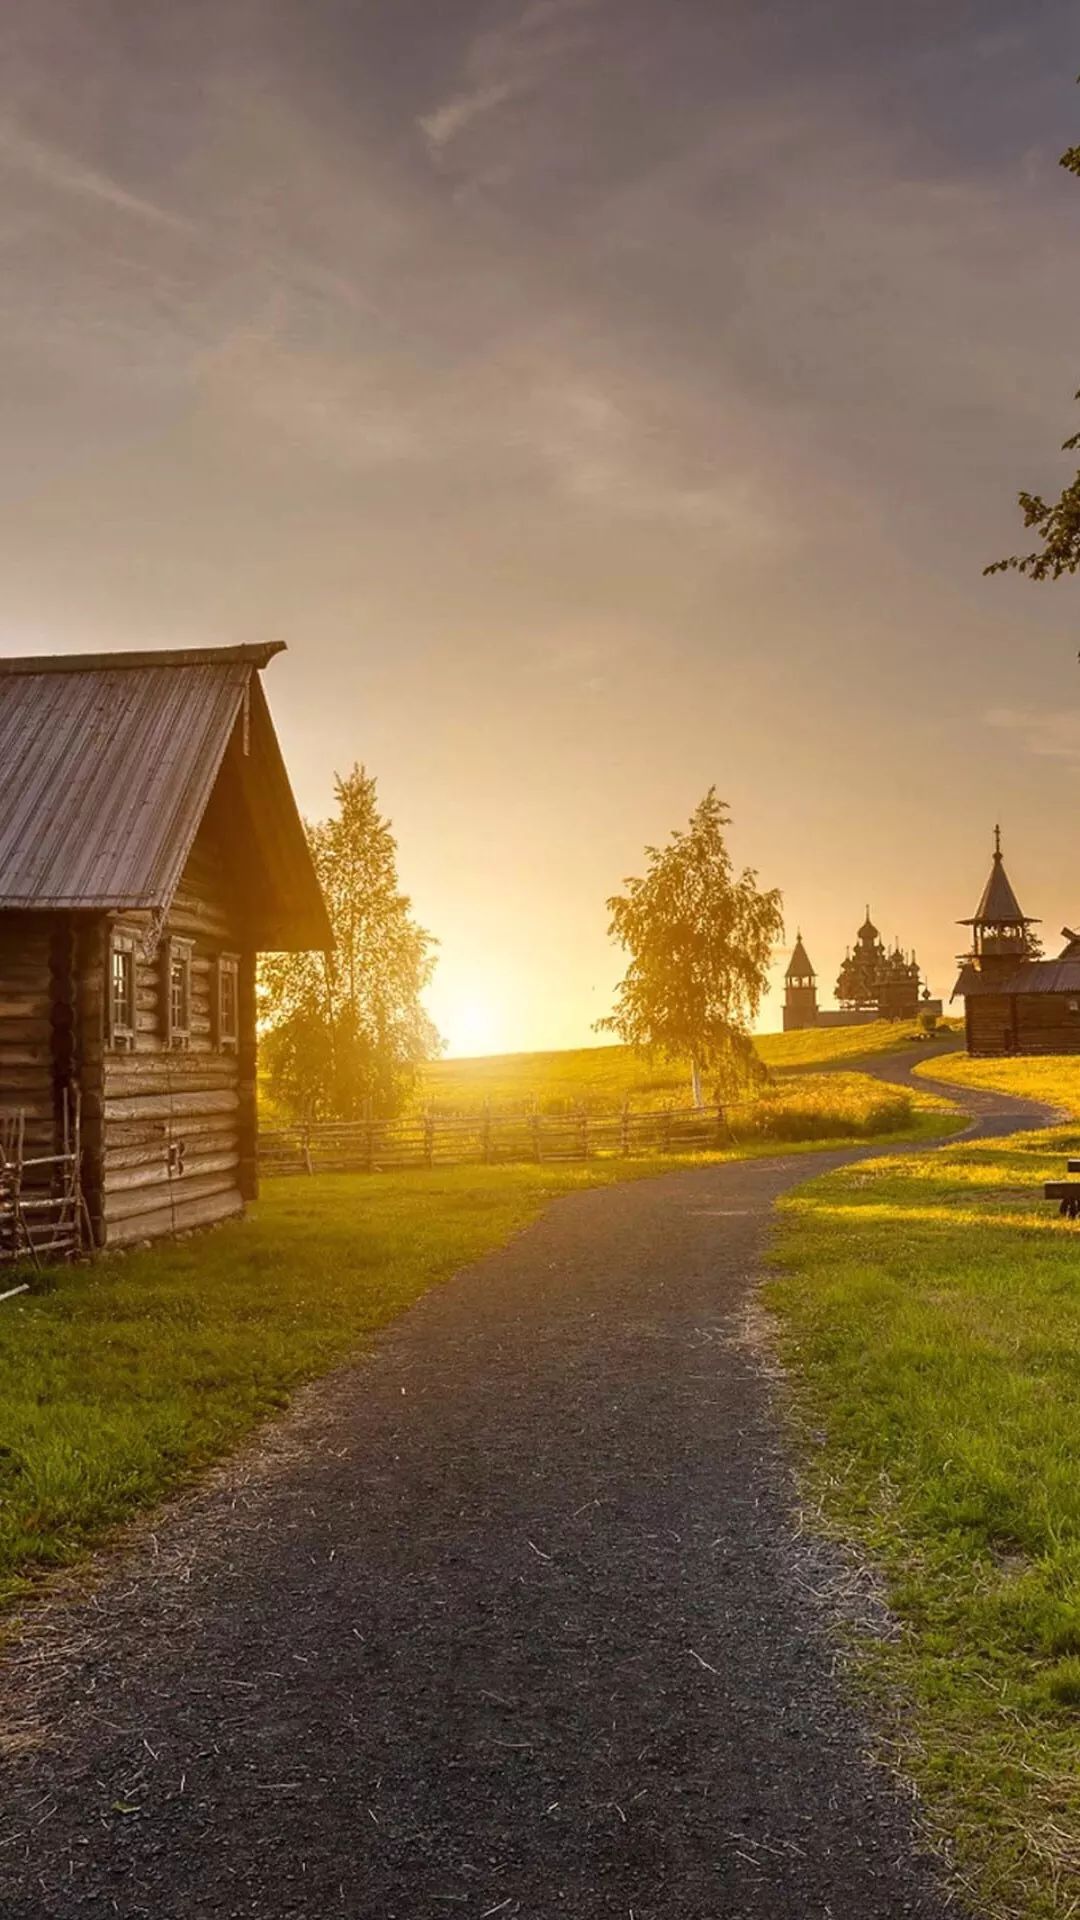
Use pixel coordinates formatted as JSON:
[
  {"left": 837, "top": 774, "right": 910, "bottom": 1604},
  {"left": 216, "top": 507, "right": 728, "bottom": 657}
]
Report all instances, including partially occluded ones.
[{"left": 429, "top": 981, "right": 513, "bottom": 1059}]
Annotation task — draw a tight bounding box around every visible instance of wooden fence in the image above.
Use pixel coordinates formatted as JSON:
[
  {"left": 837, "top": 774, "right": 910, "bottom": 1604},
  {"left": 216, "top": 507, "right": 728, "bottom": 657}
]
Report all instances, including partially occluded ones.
[
  {"left": 258, "top": 1102, "right": 750, "bottom": 1176},
  {"left": 0, "top": 1092, "right": 87, "bottom": 1263}
]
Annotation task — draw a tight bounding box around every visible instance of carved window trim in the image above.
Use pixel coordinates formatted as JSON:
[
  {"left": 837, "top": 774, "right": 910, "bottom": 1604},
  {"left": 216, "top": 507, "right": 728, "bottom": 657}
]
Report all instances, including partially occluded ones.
[
  {"left": 107, "top": 931, "right": 137, "bottom": 1050},
  {"left": 215, "top": 953, "right": 240, "bottom": 1051},
  {"left": 162, "top": 937, "right": 193, "bottom": 1049}
]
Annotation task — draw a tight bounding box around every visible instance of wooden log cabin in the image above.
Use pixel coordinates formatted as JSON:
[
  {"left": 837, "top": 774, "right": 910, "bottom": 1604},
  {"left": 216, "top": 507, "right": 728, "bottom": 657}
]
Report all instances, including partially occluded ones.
[
  {"left": 953, "top": 828, "right": 1080, "bottom": 1056},
  {"left": 0, "top": 642, "right": 330, "bottom": 1247}
]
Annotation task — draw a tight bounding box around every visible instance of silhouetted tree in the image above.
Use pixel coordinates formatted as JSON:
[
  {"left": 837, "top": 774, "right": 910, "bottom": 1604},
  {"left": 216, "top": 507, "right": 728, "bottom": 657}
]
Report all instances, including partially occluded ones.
[
  {"left": 596, "top": 791, "right": 783, "bottom": 1106},
  {"left": 260, "top": 767, "right": 441, "bottom": 1121},
  {"left": 987, "top": 132, "right": 1080, "bottom": 580}
]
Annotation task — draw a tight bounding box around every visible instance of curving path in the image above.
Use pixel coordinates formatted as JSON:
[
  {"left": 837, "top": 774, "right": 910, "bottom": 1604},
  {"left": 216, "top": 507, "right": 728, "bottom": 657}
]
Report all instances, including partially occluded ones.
[{"left": 0, "top": 1055, "right": 1053, "bottom": 1918}]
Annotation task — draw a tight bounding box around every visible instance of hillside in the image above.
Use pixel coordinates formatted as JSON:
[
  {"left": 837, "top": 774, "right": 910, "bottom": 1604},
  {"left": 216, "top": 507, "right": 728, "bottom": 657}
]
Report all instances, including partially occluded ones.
[{"left": 415, "top": 1020, "right": 958, "bottom": 1116}]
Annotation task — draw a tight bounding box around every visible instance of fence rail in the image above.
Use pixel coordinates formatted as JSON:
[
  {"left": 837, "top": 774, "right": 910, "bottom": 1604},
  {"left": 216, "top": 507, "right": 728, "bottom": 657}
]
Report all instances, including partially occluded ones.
[
  {"left": 259, "top": 1102, "right": 749, "bottom": 1177},
  {"left": 0, "top": 1092, "right": 86, "bottom": 1264}
]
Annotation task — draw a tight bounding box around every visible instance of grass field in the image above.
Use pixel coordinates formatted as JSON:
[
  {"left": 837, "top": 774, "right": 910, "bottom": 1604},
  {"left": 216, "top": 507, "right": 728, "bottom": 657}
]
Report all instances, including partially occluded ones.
[
  {"left": 915, "top": 1049, "right": 1080, "bottom": 1119},
  {"left": 414, "top": 1019, "right": 959, "bottom": 1116},
  {"left": 0, "top": 1072, "right": 954, "bottom": 1620},
  {"left": 770, "top": 1117, "right": 1080, "bottom": 1918}
]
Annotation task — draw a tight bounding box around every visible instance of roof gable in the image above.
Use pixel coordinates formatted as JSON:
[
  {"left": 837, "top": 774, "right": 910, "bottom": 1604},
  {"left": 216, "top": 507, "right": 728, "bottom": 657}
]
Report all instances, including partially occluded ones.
[{"left": 0, "top": 643, "right": 329, "bottom": 950}]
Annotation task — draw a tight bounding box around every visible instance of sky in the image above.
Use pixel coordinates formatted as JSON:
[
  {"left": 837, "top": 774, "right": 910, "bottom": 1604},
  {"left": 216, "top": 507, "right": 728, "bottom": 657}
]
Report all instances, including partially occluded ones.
[{"left": 1, "top": 0, "right": 1079, "bottom": 1054}]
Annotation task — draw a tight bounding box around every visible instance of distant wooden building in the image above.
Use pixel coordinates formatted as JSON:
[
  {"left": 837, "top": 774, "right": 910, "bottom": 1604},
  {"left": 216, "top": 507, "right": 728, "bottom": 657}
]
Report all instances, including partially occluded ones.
[
  {"left": 836, "top": 909, "right": 928, "bottom": 1022},
  {"left": 953, "top": 829, "right": 1080, "bottom": 1056},
  {"left": 0, "top": 643, "right": 330, "bottom": 1248},
  {"left": 783, "top": 910, "right": 941, "bottom": 1031},
  {"left": 782, "top": 933, "right": 819, "bottom": 1031}
]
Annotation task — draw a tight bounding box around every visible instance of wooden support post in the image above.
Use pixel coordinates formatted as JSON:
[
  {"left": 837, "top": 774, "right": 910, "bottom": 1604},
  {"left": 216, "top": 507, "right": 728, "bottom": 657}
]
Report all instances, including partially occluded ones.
[
  {"left": 237, "top": 950, "right": 258, "bottom": 1201},
  {"left": 620, "top": 1102, "right": 630, "bottom": 1157},
  {"left": 76, "top": 917, "right": 107, "bottom": 1248}
]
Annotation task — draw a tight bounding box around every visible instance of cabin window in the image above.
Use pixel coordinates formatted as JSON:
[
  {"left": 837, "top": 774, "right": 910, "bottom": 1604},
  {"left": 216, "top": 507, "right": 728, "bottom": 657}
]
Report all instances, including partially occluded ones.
[
  {"left": 216, "top": 953, "right": 239, "bottom": 1050},
  {"left": 109, "top": 935, "right": 136, "bottom": 1047},
  {"left": 161, "top": 938, "right": 193, "bottom": 1048}
]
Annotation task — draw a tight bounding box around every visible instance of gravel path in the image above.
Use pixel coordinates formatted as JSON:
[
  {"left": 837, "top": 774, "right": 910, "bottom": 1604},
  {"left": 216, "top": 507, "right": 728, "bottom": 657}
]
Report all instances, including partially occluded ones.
[{"left": 0, "top": 1056, "right": 1052, "bottom": 1918}]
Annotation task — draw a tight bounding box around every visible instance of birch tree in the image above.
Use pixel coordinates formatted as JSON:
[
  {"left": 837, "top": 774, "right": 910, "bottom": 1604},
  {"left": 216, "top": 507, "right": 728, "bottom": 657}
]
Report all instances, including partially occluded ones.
[
  {"left": 260, "top": 766, "right": 441, "bottom": 1121},
  {"left": 596, "top": 790, "right": 783, "bottom": 1105}
]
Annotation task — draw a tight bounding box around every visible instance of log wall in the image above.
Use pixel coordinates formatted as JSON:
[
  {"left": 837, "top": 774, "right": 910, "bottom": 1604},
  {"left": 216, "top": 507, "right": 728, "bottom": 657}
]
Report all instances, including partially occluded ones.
[
  {"left": 96, "top": 818, "right": 255, "bottom": 1247},
  {"left": 966, "top": 990, "right": 1080, "bottom": 1056},
  {"left": 0, "top": 914, "right": 60, "bottom": 1165},
  {"left": 1014, "top": 993, "right": 1080, "bottom": 1054}
]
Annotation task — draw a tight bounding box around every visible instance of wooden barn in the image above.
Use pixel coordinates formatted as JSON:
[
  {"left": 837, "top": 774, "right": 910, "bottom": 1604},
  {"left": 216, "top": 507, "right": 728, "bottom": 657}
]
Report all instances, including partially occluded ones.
[
  {"left": 0, "top": 642, "right": 330, "bottom": 1251},
  {"left": 953, "top": 829, "right": 1080, "bottom": 1056}
]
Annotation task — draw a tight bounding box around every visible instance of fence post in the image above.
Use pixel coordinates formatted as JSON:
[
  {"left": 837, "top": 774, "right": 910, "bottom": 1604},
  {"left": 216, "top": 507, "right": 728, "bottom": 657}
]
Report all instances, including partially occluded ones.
[
  {"left": 531, "top": 1111, "right": 542, "bottom": 1163},
  {"left": 302, "top": 1122, "right": 313, "bottom": 1175},
  {"left": 579, "top": 1106, "right": 589, "bottom": 1161},
  {"left": 620, "top": 1101, "right": 630, "bottom": 1157},
  {"left": 662, "top": 1107, "right": 672, "bottom": 1156},
  {"left": 424, "top": 1110, "right": 435, "bottom": 1169},
  {"left": 482, "top": 1102, "right": 492, "bottom": 1166}
]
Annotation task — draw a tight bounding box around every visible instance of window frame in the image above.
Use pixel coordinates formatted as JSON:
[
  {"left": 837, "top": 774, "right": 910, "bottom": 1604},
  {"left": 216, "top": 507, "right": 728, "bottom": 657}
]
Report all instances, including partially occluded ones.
[
  {"left": 161, "top": 937, "right": 193, "bottom": 1049},
  {"left": 215, "top": 952, "right": 240, "bottom": 1052},
  {"left": 107, "top": 931, "right": 137, "bottom": 1050}
]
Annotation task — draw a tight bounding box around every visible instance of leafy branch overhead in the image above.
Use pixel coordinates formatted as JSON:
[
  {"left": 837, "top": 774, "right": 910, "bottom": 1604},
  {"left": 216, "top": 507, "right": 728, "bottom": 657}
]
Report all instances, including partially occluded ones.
[
  {"left": 596, "top": 789, "right": 783, "bottom": 1106},
  {"left": 986, "top": 133, "right": 1080, "bottom": 579}
]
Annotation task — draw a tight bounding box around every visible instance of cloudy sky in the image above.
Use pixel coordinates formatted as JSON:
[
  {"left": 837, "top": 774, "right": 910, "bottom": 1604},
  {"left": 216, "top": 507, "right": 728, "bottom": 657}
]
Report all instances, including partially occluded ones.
[{"left": 1, "top": 0, "right": 1078, "bottom": 1051}]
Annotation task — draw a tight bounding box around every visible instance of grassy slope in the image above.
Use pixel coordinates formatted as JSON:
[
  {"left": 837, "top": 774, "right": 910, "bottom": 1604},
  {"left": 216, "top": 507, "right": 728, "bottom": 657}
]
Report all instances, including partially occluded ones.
[
  {"left": 0, "top": 1076, "right": 955, "bottom": 1619},
  {"left": 915, "top": 1049, "right": 1080, "bottom": 1118},
  {"left": 415, "top": 1020, "right": 959, "bottom": 1115},
  {"left": 770, "top": 1109, "right": 1080, "bottom": 1917}
]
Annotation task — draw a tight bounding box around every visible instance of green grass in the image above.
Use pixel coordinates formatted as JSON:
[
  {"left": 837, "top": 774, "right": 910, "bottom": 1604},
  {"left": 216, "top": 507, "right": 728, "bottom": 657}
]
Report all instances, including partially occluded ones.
[
  {"left": 415, "top": 1020, "right": 960, "bottom": 1116},
  {"left": 916, "top": 1049, "right": 1080, "bottom": 1120},
  {"left": 0, "top": 1073, "right": 955, "bottom": 1620},
  {"left": 770, "top": 1122, "right": 1080, "bottom": 1917}
]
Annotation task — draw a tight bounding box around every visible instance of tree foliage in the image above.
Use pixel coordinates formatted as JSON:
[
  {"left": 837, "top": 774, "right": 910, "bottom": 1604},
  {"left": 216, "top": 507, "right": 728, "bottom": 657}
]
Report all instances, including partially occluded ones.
[
  {"left": 595, "top": 790, "right": 783, "bottom": 1105},
  {"left": 987, "top": 137, "right": 1080, "bottom": 580},
  {"left": 260, "top": 766, "right": 441, "bottom": 1122}
]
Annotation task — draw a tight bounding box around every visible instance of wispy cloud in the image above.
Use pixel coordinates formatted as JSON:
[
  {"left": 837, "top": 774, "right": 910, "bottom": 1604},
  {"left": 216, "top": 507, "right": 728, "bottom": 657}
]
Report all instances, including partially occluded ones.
[
  {"left": 984, "top": 706, "right": 1080, "bottom": 763},
  {"left": 418, "top": 0, "right": 602, "bottom": 158},
  {"left": 0, "top": 117, "right": 189, "bottom": 229}
]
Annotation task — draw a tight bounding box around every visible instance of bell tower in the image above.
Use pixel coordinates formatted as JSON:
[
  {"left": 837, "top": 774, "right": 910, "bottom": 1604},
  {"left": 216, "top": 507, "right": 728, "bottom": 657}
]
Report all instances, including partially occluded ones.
[
  {"left": 783, "top": 932, "right": 819, "bottom": 1031},
  {"left": 958, "top": 825, "right": 1039, "bottom": 983}
]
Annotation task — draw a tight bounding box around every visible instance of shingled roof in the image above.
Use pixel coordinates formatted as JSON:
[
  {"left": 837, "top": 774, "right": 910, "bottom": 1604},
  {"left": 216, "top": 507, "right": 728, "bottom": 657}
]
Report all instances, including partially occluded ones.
[
  {"left": 785, "top": 934, "right": 815, "bottom": 980},
  {"left": 0, "top": 642, "right": 330, "bottom": 950},
  {"left": 959, "top": 829, "right": 1036, "bottom": 929}
]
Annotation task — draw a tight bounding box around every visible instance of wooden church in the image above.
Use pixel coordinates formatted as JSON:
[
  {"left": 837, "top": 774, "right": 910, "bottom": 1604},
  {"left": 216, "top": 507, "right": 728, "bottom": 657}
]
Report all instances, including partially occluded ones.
[
  {"left": 953, "top": 829, "right": 1080, "bottom": 1056},
  {"left": 783, "top": 912, "right": 939, "bottom": 1031},
  {"left": 0, "top": 642, "right": 329, "bottom": 1251}
]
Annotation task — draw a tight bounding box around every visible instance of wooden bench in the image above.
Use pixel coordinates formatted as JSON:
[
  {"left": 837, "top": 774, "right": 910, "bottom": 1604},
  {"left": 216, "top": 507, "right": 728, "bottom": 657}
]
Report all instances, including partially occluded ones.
[{"left": 1045, "top": 1179, "right": 1080, "bottom": 1218}]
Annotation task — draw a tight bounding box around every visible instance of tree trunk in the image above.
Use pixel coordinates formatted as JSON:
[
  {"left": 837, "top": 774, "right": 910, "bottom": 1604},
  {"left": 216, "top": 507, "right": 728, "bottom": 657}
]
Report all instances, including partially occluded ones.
[{"left": 690, "top": 1056, "right": 703, "bottom": 1108}]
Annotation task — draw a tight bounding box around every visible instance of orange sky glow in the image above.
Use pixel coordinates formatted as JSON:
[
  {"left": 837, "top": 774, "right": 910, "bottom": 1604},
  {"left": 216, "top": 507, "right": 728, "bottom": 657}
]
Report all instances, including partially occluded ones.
[{"left": 1, "top": 2, "right": 1078, "bottom": 1057}]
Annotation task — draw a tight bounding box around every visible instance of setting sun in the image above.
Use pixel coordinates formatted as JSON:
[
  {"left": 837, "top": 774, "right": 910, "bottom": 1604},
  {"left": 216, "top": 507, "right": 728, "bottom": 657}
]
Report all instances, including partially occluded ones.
[{"left": 427, "top": 974, "right": 513, "bottom": 1059}]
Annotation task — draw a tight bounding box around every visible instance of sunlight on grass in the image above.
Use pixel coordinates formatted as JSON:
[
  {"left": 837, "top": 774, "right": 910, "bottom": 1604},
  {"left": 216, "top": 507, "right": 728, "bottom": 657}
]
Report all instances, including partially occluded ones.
[
  {"left": 770, "top": 1120, "right": 1080, "bottom": 1919},
  {"left": 414, "top": 1021, "right": 960, "bottom": 1116},
  {"left": 916, "top": 1050, "right": 1080, "bottom": 1119}
]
